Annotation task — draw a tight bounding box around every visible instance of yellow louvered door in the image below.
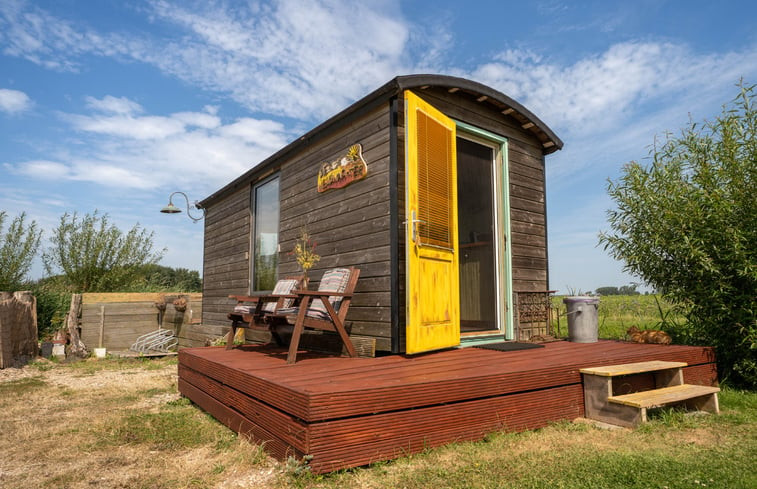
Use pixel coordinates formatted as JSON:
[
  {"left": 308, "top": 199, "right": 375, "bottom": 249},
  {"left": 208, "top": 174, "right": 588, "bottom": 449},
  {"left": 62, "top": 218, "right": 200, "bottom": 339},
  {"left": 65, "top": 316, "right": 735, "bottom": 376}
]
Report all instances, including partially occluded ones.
[{"left": 404, "top": 90, "right": 460, "bottom": 354}]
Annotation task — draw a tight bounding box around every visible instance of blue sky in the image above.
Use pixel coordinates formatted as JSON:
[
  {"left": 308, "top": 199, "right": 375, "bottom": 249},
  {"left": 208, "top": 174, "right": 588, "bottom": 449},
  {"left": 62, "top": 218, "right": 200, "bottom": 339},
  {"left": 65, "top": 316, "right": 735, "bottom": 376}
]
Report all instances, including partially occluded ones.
[{"left": 1, "top": 0, "right": 756, "bottom": 293}]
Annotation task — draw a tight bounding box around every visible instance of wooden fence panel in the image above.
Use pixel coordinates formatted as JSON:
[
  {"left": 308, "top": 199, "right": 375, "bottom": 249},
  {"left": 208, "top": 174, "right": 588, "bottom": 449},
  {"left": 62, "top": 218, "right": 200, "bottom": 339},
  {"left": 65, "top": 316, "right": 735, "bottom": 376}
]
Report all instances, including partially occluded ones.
[{"left": 78, "top": 293, "right": 203, "bottom": 351}]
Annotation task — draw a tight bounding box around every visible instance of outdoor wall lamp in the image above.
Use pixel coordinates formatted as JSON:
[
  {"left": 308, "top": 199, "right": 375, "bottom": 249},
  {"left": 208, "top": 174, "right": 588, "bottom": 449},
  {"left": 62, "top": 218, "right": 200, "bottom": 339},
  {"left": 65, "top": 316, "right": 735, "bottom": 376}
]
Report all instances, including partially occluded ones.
[{"left": 160, "top": 191, "right": 205, "bottom": 223}]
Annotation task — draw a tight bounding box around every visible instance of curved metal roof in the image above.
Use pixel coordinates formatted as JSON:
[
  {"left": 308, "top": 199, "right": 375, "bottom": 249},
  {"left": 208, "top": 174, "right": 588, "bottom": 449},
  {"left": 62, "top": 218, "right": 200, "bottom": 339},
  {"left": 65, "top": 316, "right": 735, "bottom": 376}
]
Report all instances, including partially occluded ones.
[
  {"left": 201, "top": 74, "right": 562, "bottom": 207},
  {"left": 393, "top": 74, "right": 562, "bottom": 153}
]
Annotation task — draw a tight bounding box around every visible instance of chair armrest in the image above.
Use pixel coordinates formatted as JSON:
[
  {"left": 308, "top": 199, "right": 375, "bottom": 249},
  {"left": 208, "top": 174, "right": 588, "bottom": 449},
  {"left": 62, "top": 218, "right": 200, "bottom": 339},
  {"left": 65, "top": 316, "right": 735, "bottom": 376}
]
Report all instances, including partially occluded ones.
[{"left": 293, "top": 289, "right": 353, "bottom": 298}]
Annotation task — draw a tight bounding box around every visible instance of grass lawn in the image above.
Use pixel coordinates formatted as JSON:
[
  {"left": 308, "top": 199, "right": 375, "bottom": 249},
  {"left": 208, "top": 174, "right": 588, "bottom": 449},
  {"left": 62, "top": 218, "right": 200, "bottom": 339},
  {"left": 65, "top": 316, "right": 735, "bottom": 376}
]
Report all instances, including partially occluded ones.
[
  {"left": 0, "top": 356, "right": 754, "bottom": 488},
  {"left": 552, "top": 294, "right": 682, "bottom": 340}
]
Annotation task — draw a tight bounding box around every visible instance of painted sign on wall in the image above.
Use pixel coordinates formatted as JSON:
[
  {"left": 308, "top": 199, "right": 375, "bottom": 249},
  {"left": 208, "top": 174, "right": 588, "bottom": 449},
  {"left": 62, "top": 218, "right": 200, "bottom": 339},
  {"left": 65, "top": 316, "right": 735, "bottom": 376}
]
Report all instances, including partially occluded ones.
[{"left": 317, "top": 144, "right": 368, "bottom": 192}]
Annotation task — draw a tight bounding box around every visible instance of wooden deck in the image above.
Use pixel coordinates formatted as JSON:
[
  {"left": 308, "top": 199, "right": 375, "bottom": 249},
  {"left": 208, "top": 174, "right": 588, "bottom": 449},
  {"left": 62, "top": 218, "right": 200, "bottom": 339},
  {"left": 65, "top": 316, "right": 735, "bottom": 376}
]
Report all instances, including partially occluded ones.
[{"left": 178, "top": 340, "right": 717, "bottom": 473}]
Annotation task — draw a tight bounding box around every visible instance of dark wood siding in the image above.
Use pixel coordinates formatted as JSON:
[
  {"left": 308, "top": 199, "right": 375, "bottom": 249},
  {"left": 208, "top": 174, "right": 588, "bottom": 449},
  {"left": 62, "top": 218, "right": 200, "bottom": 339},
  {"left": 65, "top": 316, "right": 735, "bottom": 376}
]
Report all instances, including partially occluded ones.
[
  {"left": 398, "top": 87, "right": 549, "bottom": 299},
  {"left": 202, "top": 104, "right": 393, "bottom": 351},
  {"left": 202, "top": 186, "right": 251, "bottom": 327},
  {"left": 202, "top": 83, "right": 551, "bottom": 352},
  {"left": 278, "top": 104, "right": 392, "bottom": 351}
]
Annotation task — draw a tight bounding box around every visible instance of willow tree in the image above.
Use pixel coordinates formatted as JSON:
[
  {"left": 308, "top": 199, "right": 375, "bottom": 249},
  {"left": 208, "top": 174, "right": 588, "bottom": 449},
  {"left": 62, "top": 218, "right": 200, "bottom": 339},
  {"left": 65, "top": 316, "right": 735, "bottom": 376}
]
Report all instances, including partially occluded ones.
[
  {"left": 42, "top": 211, "right": 165, "bottom": 292},
  {"left": 600, "top": 83, "right": 757, "bottom": 387},
  {"left": 0, "top": 211, "right": 42, "bottom": 291}
]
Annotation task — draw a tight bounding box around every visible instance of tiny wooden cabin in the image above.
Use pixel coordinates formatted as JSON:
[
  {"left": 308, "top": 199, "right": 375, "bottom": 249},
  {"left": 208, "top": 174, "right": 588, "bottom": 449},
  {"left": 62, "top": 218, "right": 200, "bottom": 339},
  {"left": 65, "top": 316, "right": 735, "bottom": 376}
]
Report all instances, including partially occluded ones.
[{"left": 199, "top": 74, "right": 563, "bottom": 355}]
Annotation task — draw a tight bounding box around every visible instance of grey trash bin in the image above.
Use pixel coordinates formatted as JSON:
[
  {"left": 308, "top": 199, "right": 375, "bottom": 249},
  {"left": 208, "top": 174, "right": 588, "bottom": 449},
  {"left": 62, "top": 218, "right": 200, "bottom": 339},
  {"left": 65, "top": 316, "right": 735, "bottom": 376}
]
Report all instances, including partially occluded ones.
[{"left": 563, "top": 296, "right": 600, "bottom": 343}]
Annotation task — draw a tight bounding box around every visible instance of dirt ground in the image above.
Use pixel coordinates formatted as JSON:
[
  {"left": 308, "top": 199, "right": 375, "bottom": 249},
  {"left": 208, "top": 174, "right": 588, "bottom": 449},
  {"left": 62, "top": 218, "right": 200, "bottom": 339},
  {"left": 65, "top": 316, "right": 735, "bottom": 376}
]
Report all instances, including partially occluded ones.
[{"left": 0, "top": 357, "right": 284, "bottom": 489}]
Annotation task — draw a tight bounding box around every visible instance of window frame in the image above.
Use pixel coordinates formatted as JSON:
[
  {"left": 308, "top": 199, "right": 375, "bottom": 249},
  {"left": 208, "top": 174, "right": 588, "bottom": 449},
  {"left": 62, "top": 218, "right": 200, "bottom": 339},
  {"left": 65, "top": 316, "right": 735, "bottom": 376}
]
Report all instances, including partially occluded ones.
[
  {"left": 454, "top": 120, "right": 514, "bottom": 341},
  {"left": 249, "top": 173, "right": 281, "bottom": 292}
]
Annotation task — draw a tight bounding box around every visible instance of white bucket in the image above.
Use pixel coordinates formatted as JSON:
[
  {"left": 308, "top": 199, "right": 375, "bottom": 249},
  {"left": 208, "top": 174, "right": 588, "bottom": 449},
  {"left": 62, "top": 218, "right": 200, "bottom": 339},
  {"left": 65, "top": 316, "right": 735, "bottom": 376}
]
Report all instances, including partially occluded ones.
[
  {"left": 52, "top": 343, "right": 66, "bottom": 358},
  {"left": 94, "top": 347, "right": 107, "bottom": 358}
]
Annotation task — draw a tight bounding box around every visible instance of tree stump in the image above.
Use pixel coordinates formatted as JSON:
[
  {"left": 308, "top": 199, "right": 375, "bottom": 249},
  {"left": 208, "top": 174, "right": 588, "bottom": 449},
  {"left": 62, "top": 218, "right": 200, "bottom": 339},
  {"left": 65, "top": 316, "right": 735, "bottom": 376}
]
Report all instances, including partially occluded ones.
[
  {"left": 66, "top": 294, "right": 88, "bottom": 358},
  {"left": 0, "top": 291, "right": 38, "bottom": 368}
]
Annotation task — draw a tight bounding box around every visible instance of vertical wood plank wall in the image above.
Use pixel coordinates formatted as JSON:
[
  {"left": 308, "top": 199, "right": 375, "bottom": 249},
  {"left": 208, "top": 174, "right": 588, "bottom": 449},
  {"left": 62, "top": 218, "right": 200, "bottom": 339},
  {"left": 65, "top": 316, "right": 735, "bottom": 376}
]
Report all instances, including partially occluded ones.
[
  {"left": 202, "top": 104, "right": 394, "bottom": 352},
  {"left": 202, "top": 186, "right": 253, "bottom": 328}
]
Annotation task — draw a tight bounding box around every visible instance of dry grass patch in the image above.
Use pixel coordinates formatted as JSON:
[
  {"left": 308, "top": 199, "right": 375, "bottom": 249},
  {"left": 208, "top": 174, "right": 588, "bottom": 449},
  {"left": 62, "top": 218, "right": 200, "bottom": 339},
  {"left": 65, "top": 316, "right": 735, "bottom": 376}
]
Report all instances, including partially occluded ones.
[{"left": 0, "top": 356, "right": 281, "bottom": 489}]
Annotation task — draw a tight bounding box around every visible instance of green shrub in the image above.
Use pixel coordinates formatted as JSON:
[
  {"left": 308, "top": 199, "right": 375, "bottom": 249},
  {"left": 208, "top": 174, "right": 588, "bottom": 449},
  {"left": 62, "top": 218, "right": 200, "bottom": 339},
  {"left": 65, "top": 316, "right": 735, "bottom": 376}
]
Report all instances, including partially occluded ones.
[
  {"left": 599, "top": 82, "right": 757, "bottom": 388},
  {"left": 31, "top": 278, "right": 70, "bottom": 340}
]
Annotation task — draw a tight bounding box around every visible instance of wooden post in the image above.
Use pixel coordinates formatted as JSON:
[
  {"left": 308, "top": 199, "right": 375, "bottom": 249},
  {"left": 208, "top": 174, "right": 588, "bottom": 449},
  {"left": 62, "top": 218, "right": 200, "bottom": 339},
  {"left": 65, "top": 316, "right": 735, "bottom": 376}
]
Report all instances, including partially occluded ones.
[
  {"left": 67, "top": 294, "right": 88, "bottom": 357},
  {"left": 98, "top": 305, "right": 105, "bottom": 349}
]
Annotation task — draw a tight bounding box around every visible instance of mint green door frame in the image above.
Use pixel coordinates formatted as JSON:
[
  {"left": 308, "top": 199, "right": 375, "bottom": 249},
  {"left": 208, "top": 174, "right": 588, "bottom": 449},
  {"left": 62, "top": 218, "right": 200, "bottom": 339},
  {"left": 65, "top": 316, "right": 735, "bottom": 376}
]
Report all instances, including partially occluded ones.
[{"left": 454, "top": 120, "right": 514, "bottom": 341}]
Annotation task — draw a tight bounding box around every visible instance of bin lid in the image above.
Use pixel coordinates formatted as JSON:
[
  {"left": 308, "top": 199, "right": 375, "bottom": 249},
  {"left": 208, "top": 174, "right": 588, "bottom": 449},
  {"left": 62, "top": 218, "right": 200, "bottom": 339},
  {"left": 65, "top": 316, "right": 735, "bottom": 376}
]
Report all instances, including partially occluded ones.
[{"left": 563, "top": 295, "right": 600, "bottom": 304}]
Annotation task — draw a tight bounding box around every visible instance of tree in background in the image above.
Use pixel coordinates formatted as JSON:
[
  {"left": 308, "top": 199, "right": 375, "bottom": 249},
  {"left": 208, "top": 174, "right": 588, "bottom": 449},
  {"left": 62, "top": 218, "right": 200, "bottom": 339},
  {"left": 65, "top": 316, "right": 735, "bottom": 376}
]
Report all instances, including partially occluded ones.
[
  {"left": 600, "top": 82, "right": 756, "bottom": 387},
  {"left": 595, "top": 285, "right": 640, "bottom": 296},
  {"left": 595, "top": 286, "right": 619, "bottom": 295},
  {"left": 0, "top": 211, "right": 42, "bottom": 291},
  {"left": 42, "top": 211, "right": 165, "bottom": 292},
  {"left": 137, "top": 264, "right": 202, "bottom": 292}
]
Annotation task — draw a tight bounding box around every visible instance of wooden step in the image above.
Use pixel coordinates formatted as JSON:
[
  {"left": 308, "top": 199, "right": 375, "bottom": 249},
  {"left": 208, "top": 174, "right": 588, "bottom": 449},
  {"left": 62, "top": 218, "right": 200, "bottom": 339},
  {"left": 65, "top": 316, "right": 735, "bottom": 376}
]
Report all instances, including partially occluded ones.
[
  {"left": 580, "top": 360, "right": 687, "bottom": 377},
  {"left": 581, "top": 360, "right": 718, "bottom": 428},
  {"left": 609, "top": 384, "right": 720, "bottom": 409}
]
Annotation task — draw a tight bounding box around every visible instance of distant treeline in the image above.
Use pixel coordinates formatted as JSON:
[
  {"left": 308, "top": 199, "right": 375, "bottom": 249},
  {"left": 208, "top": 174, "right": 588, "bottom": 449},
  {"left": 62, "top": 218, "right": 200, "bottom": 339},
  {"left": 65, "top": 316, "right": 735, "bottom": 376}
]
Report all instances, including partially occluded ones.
[{"left": 594, "top": 285, "right": 641, "bottom": 296}]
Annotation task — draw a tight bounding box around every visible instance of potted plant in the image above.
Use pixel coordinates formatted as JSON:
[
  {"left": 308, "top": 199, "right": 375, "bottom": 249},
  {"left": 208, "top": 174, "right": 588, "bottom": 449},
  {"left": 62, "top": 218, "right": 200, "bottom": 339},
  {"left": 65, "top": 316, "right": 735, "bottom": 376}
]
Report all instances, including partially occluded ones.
[
  {"left": 173, "top": 296, "right": 188, "bottom": 313},
  {"left": 291, "top": 231, "right": 320, "bottom": 286}
]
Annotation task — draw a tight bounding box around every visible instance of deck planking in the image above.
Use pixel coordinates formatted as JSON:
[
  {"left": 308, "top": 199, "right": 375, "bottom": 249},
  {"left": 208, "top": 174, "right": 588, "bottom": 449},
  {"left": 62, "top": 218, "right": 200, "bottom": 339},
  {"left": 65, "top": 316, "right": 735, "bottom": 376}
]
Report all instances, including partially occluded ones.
[{"left": 178, "top": 340, "right": 717, "bottom": 473}]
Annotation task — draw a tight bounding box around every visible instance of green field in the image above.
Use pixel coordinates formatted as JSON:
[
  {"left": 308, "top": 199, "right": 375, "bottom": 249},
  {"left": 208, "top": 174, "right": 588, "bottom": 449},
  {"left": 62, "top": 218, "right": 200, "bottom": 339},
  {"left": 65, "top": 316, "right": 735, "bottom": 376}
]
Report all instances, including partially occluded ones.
[{"left": 551, "top": 294, "right": 681, "bottom": 340}]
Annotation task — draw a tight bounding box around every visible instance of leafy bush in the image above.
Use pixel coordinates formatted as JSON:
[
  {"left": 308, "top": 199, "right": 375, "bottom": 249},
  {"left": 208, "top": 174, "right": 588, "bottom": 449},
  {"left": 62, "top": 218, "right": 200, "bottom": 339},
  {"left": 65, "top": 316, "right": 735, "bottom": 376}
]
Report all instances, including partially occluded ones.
[
  {"left": 600, "top": 82, "right": 757, "bottom": 388},
  {"left": 30, "top": 277, "right": 70, "bottom": 340}
]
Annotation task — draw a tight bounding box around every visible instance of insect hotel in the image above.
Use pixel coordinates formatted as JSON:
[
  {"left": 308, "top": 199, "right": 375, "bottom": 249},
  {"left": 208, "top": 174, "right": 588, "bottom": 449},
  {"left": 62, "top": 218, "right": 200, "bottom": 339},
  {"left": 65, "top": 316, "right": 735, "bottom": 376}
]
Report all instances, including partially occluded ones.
[{"left": 178, "top": 75, "right": 720, "bottom": 472}]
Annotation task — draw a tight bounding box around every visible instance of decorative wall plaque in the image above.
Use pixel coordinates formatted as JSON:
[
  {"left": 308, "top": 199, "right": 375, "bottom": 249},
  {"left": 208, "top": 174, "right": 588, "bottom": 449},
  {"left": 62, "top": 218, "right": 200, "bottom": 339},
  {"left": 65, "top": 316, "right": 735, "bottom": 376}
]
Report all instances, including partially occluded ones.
[{"left": 317, "top": 144, "right": 368, "bottom": 192}]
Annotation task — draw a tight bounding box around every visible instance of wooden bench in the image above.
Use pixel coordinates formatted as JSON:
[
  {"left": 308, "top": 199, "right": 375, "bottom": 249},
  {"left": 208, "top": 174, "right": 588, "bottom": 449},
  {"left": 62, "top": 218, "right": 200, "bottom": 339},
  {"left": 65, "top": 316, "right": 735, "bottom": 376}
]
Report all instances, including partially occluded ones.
[{"left": 581, "top": 360, "right": 720, "bottom": 427}]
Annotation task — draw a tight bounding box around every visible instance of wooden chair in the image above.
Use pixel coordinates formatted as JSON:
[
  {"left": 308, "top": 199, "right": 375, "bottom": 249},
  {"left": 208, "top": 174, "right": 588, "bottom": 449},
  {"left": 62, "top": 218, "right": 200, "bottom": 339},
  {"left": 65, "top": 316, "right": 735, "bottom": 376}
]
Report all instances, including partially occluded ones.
[
  {"left": 271, "top": 267, "right": 360, "bottom": 364},
  {"left": 226, "top": 276, "right": 304, "bottom": 349}
]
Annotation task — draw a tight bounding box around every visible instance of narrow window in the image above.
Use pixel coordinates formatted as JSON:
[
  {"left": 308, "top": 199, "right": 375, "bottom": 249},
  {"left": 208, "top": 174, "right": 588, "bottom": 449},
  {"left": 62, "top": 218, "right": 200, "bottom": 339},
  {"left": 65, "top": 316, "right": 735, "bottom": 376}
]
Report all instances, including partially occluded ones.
[{"left": 251, "top": 175, "right": 279, "bottom": 291}]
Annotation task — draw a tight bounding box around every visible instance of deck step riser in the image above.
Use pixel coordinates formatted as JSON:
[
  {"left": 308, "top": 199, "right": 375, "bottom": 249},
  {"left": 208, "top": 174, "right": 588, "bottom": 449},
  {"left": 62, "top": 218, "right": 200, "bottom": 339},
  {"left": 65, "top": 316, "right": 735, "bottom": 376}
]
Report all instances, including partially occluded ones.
[{"left": 582, "top": 361, "right": 720, "bottom": 428}]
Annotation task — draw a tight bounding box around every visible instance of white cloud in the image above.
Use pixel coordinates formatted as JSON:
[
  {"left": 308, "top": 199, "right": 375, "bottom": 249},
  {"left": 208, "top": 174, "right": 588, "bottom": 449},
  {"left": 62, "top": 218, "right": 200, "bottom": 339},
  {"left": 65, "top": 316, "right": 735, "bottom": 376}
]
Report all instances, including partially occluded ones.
[
  {"left": 6, "top": 97, "right": 290, "bottom": 193},
  {"left": 71, "top": 161, "right": 150, "bottom": 188},
  {"left": 85, "top": 95, "right": 143, "bottom": 115},
  {"left": 10, "top": 160, "right": 71, "bottom": 179},
  {"left": 66, "top": 112, "right": 186, "bottom": 140},
  {"left": 0, "top": 88, "right": 32, "bottom": 113},
  {"left": 219, "top": 118, "right": 286, "bottom": 144},
  {"left": 468, "top": 40, "right": 757, "bottom": 190},
  {"left": 0, "top": 0, "right": 119, "bottom": 71},
  {"left": 472, "top": 41, "right": 757, "bottom": 134},
  {"left": 136, "top": 0, "right": 413, "bottom": 118},
  {"left": 173, "top": 111, "right": 221, "bottom": 129},
  {"left": 0, "top": 0, "right": 435, "bottom": 120}
]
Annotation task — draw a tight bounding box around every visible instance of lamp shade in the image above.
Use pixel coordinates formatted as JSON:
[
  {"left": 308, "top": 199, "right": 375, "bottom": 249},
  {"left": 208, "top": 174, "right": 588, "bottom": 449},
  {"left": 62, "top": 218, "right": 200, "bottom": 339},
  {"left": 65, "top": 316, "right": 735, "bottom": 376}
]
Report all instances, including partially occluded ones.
[{"left": 160, "top": 203, "right": 182, "bottom": 214}]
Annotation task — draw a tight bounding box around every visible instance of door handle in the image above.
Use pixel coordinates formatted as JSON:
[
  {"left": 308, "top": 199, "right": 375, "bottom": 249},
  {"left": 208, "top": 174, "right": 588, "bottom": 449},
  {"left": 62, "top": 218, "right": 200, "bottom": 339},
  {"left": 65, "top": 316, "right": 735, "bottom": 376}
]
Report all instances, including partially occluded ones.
[{"left": 404, "top": 210, "right": 426, "bottom": 245}]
